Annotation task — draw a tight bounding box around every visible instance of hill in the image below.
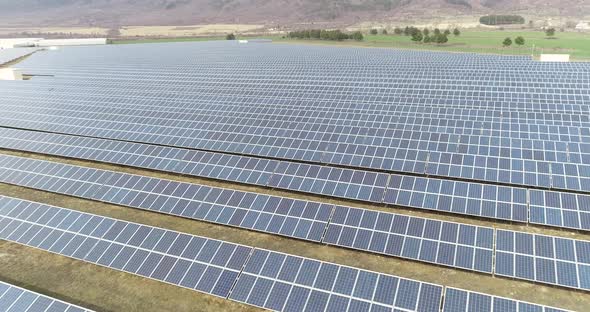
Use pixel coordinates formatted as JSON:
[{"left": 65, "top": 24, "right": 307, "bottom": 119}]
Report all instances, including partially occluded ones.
[{"left": 0, "top": 0, "right": 588, "bottom": 28}]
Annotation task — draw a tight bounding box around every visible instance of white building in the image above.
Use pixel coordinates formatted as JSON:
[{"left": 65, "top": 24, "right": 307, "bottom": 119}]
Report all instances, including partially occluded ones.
[
  {"left": 35, "top": 38, "right": 108, "bottom": 47},
  {"left": 540, "top": 54, "right": 570, "bottom": 62},
  {"left": 575, "top": 22, "right": 590, "bottom": 30},
  {"left": 0, "top": 38, "right": 44, "bottom": 49}
]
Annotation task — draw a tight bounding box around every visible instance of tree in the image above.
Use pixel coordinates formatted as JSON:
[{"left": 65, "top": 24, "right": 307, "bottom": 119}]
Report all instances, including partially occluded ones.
[
  {"left": 515, "top": 36, "right": 525, "bottom": 46},
  {"left": 444, "top": 29, "right": 451, "bottom": 36},
  {"left": 382, "top": 29, "right": 388, "bottom": 35},
  {"left": 423, "top": 35, "right": 432, "bottom": 43},
  {"left": 351, "top": 31, "right": 364, "bottom": 41},
  {"left": 453, "top": 28, "right": 461, "bottom": 36},
  {"left": 411, "top": 31, "right": 423, "bottom": 42},
  {"left": 435, "top": 34, "right": 448, "bottom": 44},
  {"left": 503, "top": 37, "right": 512, "bottom": 47},
  {"left": 226, "top": 33, "right": 236, "bottom": 40},
  {"left": 393, "top": 27, "right": 403, "bottom": 35},
  {"left": 433, "top": 28, "right": 441, "bottom": 35},
  {"left": 423, "top": 28, "right": 430, "bottom": 36},
  {"left": 404, "top": 26, "right": 411, "bottom": 36},
  {"left": 370, "top": 29, "right": 378, "bottom": 35},
  {"left": 545, "top": 27, "right": 556, "bottom": 37}
]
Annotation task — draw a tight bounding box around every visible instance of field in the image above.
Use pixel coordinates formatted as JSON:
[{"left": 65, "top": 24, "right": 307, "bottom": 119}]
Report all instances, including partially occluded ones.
[
  {"left": 276, "top": 30, "right": 590, "bottom": 60},
  {"left": 0, "top": 26, "right": 109, "bottom": 36},
  {"left": 118, "top": 24, "right": 265, "bottom": 37}
]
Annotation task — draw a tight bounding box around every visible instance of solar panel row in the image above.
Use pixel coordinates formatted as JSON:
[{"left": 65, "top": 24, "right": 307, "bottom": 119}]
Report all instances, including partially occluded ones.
[
  {"left": 0, "top": 154, "right": 588, "bottom": 291},
  {"left": 0, "top": 154, "right": 331, "bottom": 243},
  {"left": 0, "top": 281, "right": 92, "bottom": 312},
  {"left": 5, "top": 78, "right": 588, "bottom": 116},
  {"left": 1, "top": 130, "right": 589, "bottom": 231},
  {"left": 495, "top": 230, "right": 590, "bottom": 290},
  {"left": 442, "top": 288, "right": 567, "bottom": 312},
  {"left": 324, "top": 206, "right": 494, "bottom": 273},
  {"left": 0, "top": 195, "right": 570, "bottom": 312}
]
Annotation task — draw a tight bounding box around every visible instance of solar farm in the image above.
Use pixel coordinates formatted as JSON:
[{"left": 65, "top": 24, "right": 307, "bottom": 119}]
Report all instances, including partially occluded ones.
[{"left": 0, "top": 41, "right": 589, "bottom": 311}]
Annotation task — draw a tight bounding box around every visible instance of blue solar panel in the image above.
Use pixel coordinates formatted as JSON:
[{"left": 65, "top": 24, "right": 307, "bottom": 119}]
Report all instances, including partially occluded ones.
[
  {"left": 495, "top": 229, "right": 590, "bottom": 291},
  {"left": 323, "top": 205, "right": 494, "bottom": 273},
  {"left": 0, "top": 280, "right": 92, "bottom": 312},
  {"left": 229, "top": 248, "right": 443, "bottom": 312},
  {"left": 442, "top": 287, "right": 570, "bottom": 312},
  {"left": 383, "top": 174, "right": 528, "bottom": 222},
  {"left": 529, "top": 189, "right": 590, "bottom": 231}
]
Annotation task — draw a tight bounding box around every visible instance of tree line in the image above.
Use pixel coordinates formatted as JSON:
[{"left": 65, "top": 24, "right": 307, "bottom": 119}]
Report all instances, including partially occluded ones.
[
  {"left": 287, "top": 29, "right": 364, "bottom": 41},
  {"left": 383, "top": 26, "right": 460, "bottom": 44},
  {"left": 480, "top": 15, "right": 525, "bottom": 25}
]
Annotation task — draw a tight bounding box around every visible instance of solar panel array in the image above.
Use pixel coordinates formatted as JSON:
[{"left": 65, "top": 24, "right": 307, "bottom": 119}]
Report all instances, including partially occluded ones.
[
  {"left": 0, "top": 195, "right": 571, "bottom": 312},
  {"left": 0, "top": 154, "right": 331, "bottom": 243},
  {"left": 0, "top": 42, "right": 588, "bottom": 194},
  {"left": 1, "top": 153, "right": 589, "bottom": 293},
  {"left": 1, "top": 128, "right": 590, "bottom": 232},
  {"left": 2, "top": 79, "right": 590, "bottom": 193},
  {"left": 0, "top": 281, "right": 93, "bottom": 312},
  {"left": 1, "top": 41, "right": 588, "bottom": 311}
]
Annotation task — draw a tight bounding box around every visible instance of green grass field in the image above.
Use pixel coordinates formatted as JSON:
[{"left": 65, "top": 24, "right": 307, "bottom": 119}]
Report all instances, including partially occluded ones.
[
  {"left": 112, "top": 30, "right": 590, "bottom": 60},
  {"left": 274, "top": 30, "right": 590, "bottom": 60}
]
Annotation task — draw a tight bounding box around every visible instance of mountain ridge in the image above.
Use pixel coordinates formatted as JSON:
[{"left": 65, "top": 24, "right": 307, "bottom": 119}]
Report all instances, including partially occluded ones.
[{"left": 0, "top": 0, "right": 587, "bottom": 28}]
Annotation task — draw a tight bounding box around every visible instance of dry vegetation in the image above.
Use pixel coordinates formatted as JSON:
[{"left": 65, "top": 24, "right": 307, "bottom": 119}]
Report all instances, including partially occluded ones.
[{"left": 119, "top": 24, "right": 264, "bottom": 37}]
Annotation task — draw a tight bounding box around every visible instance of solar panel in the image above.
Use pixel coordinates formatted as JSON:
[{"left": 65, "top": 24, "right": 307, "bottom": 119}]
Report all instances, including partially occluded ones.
[
  {"left": 495, "top": 229, "right": 590, "bottom": 291},
  {"left": 0, "top": 280, "right": 93, "bottom": 312},
  {"left": 0, "top": 195, "right": 253, "bottom": 299},
  {"left": 229, "top": 248, "right": 443, "bottom": 312},
  {"left": 529, "top": 189, "right": 590, "bottom": 231},
  {"left": 0, "top": 154, "right": 331, "bottom": 242},
  {"left": 268, "top": 161, "right": 389, "bottom": 203},
  {"left": 442, "top": 287, "right": 570, "bottom": 312},
  {"left": 324, "top": 205, "right": 494, "bottom": 273},
  {"left": 383, "top": 174, "right": 528, "bottom": 223}
]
